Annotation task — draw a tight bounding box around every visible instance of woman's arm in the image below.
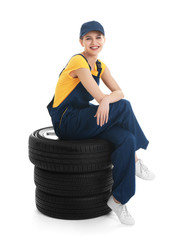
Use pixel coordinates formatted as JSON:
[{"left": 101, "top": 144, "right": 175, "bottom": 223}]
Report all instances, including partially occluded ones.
[
  {"left": 101, "top": 65, "right": 124, "bottom": 103},
  {"left": 74, "top": 66, "right": 124, "bottom": 127},
  {"left": 103, "top": 90, "right": 124, "bottom": 104},
  {"left": 74, "top": 68, "right": 107, "bottom": 104}
]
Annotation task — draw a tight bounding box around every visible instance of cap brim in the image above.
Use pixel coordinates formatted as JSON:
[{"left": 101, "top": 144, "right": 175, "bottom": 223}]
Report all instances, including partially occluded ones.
[{"left": 81, "top": 29, "right": 104, "bottom": 38}]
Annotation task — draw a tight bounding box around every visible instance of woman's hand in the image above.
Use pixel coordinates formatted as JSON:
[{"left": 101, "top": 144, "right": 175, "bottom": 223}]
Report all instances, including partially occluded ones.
[{"left": 94, "top": 96, "right": 110, "bottom": 127}]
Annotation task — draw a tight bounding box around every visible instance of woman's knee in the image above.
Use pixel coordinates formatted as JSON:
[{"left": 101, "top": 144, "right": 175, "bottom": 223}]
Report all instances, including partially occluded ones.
[
  {"left": 120, "top": 99, "right": 131, "bottom": 107},
  {"left": 114, "top": 129, "right": 136, "bottom": 149},
  {"left": 125, "top": 132, "right": 136, "bottom": 150},
  {"left": 114, "top": 99, "right": 132, "bottom": 112}
]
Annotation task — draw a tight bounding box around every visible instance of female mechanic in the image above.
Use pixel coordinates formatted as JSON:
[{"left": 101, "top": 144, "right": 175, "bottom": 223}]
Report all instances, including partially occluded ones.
[{"left": 47, "top": 20, "right": 155, "bottom": 225}]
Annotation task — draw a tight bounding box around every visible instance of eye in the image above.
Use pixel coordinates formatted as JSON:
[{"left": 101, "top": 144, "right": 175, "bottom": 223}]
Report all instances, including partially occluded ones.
[
  {"left": 97, "top": 36, "right": 102, "bottom": 39},
  {"left": 86, "top": 38, "right": 91, "bottom": 40}
]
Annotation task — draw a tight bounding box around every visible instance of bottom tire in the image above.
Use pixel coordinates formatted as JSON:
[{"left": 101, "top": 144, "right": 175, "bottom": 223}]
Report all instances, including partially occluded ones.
[{"left": 36, "top": 188, "right": 112, "bottom": 220}]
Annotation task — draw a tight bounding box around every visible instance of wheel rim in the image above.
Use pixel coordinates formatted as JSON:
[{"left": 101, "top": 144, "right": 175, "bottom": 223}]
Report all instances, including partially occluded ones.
[{"left": 38, "top": 127, "right": 59, "bottom": 140}]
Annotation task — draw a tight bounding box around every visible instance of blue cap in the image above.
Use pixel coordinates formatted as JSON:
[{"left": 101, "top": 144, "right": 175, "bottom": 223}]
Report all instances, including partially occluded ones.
[{"left": 80, "top": 20, "right": 105, "bottom": 39}]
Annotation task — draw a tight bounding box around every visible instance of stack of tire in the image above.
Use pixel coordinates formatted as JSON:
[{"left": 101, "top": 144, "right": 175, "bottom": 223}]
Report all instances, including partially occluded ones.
[{"left": 28, "top": 127, "right": 114, "bottom": 220}]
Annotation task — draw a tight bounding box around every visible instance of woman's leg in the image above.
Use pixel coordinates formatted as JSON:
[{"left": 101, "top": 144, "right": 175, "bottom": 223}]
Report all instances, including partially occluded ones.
[
  {"left": 58, "top": 99, "right": 149, "bottom": 152},
  {"left": 106, "top": 99, "right": 149, "bottom": 151},
  {"left": 114, "top": 150, "right": 139, "bottom": 203},
  {"left": 135, "top": 152, "right": 139, "bottom": 162},
  {"left": 95, "top": 125, "right": 136, "bottom": 205}
]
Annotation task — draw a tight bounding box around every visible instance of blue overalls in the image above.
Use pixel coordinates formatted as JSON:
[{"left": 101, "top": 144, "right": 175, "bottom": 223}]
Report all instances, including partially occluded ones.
[{"left": 47, "top": 54, "right": 149, "bottom": 205}]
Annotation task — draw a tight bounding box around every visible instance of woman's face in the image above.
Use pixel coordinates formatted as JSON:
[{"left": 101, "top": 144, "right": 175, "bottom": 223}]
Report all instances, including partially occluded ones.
[{"left": 79, "top": 31, "right": 105, "bottom": 56}]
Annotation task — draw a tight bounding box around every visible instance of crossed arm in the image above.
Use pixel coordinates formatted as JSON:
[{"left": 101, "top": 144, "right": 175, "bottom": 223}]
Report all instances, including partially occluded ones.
[
  {"left": 74, "top": 66, "right": 124, "bottom": 126},
  {"left": 74, "top": 65, "right": 124, "bottom": 104}
]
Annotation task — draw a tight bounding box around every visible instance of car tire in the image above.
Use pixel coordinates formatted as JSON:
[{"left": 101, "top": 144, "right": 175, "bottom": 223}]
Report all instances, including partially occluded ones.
[
  {"left": 28, "top": 127, "right": 114, "bottom": 220},
  {"left": 36, "top": 188, "right": 112, "bottom": 220},
  {"left": 29, "top": 126, "right": 114, "bottom": 173},
  {"left": 34, "top": 166, "right": 113, "bottom": 197}
]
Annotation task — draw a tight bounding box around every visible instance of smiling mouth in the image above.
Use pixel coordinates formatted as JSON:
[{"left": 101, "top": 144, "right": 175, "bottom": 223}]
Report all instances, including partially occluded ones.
[{"left": 90, "top": 46, "right": 100, "bottom": 50}]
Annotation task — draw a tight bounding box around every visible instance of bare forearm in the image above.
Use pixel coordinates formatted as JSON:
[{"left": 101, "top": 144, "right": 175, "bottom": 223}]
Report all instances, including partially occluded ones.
[{"left": 102, "top": 90, "right": 124, "bottom": 104}]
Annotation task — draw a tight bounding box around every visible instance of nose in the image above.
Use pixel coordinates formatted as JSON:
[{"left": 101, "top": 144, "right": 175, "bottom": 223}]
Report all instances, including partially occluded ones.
[{"left": 91, "top": 38, "right": 97, "bottom": 45}]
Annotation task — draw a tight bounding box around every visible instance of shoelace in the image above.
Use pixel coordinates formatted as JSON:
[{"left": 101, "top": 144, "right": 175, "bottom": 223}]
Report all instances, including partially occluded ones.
[
  {"left": 119, "top": 205, "right": 132, "bottom": 217},
  {"left": 138, "top": 159, "right": 149, "bottom": 174}
]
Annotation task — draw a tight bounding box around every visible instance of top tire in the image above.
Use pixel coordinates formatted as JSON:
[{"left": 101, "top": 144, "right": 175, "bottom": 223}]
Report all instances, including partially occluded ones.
[{"left": 28, "top": 127, "right": 114, "bottom": 173}]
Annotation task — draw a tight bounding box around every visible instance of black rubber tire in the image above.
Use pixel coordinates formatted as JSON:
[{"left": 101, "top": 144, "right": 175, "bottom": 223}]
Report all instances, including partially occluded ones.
[
  {"left": 29, "top": 126, "right": 114, "bottom": 173},
  {"left": 36, "top": 187, "right": 112, "bottom": 220},
  {"left": 34, "top": 166, "right": 113, "bottom": 197}
]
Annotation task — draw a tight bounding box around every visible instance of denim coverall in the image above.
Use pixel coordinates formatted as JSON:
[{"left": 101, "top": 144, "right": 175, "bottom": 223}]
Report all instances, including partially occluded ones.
[{"left": 47, "top": 54, "right": 149, "bottom": 205}]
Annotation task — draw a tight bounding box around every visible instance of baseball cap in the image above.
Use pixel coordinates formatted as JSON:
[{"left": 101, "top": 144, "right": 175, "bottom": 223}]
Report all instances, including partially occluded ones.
[{"left": 80, "top": 20, "right": 105, "bottom": 39}]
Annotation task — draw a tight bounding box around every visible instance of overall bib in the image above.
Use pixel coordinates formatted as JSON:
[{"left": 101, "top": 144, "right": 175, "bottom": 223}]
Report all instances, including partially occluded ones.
[{"left": 47, "top": 54, "right": 149, "bottom": 205}]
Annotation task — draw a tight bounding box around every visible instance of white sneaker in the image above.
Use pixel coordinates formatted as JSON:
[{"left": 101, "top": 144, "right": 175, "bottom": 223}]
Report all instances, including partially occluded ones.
[
  {"left": 107, "top": 195, "right": 135, "bottom": 225},
  {"left": 136, "top": 159, "right": 155, "bottom": 180}
]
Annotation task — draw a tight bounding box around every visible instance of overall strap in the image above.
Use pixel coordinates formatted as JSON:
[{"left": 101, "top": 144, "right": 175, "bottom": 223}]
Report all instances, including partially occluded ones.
[
  {"left": 59, "top": 53, "right": 102, "bottom": 77},
  {"left": 96, "top": 60, "right": 102, "bottom": 78},
  {"left": 76, "top": 54, "right": 92, "bottom": 71},
  {"left": 59, "top": 53, "right": 92, "bottom": 77},
  {"left": 58, "top": 54, "right": 79, "bottom": 77},
  {"left": 79, "top": 54, "right": 102, "bottom": 78}
]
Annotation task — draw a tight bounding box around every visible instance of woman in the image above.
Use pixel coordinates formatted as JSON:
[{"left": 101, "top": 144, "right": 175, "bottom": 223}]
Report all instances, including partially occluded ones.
[{"left": 47, "top": 20, "right": 155, "bottom": 225}]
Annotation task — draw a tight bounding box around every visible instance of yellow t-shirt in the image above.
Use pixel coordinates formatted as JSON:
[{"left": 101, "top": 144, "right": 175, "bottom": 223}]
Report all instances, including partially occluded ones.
[{"left": 53, "top": 54, "right": 106, "bottom": 108}]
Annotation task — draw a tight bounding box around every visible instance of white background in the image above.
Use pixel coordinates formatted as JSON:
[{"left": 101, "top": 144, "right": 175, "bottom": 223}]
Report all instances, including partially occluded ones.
[{"left": 1, "top": 0, "right": 183, "bottom": 239}]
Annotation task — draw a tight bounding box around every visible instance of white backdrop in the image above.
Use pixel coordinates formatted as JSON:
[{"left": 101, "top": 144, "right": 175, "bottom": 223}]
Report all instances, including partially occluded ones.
[{"left": 1, "top": 0, "right": 183, "bottom": 239}]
